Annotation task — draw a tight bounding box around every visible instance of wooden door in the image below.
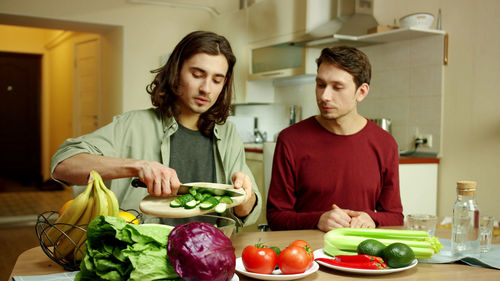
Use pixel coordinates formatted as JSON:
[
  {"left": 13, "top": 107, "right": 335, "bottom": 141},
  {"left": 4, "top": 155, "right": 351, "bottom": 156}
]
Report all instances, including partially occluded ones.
[
  {"left": 74, "top": 39, "right": 101, "bottom": 136},
  {"left": 0, "top": 52, "right": 42, "bottom": 182}
]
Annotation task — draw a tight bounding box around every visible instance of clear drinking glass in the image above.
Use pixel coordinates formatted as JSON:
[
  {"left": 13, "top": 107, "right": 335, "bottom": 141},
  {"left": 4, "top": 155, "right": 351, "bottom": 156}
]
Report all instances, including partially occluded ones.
[
  {"left": 479, "top": 216, "right": 494, "bottom": 253},
  {"left": 406, "top": 214, "right": 438, "bottom": 236}
]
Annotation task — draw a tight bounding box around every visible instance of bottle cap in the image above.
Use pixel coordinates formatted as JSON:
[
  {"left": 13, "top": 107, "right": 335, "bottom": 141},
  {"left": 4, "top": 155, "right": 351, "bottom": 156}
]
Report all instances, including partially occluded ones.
[{"left": 456, "top": 180, "right": 477, "bottom": 195}]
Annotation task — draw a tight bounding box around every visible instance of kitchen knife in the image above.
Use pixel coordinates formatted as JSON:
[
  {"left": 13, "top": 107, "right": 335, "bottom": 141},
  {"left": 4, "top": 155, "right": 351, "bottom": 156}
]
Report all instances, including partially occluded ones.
[{"left": 131, "top": 178, "right": 245, "bottom": 197}]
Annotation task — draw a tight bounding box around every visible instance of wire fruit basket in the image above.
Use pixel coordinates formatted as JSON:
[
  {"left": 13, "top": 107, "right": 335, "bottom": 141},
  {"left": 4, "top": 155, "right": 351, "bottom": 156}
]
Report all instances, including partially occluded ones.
[{"left": 35, "top": 209, "right": 143, "bottom": 271}]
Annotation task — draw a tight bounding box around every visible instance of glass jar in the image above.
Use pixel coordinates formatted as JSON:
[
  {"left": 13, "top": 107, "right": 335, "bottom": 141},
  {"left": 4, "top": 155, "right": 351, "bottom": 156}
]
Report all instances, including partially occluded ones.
[{"left": 451, "top": 180, "right": 480, "bottom": 257}]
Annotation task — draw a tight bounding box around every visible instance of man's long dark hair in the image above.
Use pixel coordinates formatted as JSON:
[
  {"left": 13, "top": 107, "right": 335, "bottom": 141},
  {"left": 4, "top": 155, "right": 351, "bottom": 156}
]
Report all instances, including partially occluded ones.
[{"left": 146, "top": 31, "right": 236, "bottom": 137}]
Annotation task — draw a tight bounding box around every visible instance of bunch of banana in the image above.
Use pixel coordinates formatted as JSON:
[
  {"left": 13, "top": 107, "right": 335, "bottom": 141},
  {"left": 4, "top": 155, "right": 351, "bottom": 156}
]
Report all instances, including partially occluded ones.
[{"left": 44, "top": 170, "right": 120, "bottom": 261}]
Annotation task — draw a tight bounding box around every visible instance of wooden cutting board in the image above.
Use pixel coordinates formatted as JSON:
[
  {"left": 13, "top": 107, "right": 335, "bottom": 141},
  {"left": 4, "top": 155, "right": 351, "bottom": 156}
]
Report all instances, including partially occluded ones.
[{"left": 139, "top": 191, "right": 246, "bottom": 218}]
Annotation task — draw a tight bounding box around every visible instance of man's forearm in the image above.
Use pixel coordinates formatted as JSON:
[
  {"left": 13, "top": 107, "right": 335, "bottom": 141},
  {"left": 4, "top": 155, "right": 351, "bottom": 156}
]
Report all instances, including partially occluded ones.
[{"left": 52, "top": 153, "right": 140, "bottom": 185}]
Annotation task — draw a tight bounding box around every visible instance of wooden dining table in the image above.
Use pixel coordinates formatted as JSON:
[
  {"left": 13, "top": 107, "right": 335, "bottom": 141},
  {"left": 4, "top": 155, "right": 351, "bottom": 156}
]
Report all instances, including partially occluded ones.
[{"left": 9, "top": 228, "right": 500, "bottom": 280}]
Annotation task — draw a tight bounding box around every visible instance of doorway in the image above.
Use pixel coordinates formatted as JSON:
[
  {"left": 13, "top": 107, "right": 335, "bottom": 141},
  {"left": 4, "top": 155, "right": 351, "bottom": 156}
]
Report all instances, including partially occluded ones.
[{"left": 0, "top": 52, "right": 42, "bottom": 185}]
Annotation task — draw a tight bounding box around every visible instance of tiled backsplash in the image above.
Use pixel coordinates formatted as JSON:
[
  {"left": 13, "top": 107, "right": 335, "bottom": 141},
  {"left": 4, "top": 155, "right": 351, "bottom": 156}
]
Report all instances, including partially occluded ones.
[
  {"left": 233, "top": 35, "right": 443, "bottom": 154},
  {"left": 359, "top": 35, "right": 443, "bottom": 153}
]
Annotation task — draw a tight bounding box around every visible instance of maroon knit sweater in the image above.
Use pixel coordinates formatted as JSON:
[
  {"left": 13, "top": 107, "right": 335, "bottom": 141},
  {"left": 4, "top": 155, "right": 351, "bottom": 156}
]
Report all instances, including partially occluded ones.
[{"left": 266, "top": 117, "right": 404, "bottom": 230}]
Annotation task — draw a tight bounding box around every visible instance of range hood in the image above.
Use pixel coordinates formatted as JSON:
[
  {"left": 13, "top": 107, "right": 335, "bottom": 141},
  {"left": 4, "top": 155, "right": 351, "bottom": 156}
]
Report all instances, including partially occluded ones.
[{"left": 295, "top": 0, "right": 378, "bottom": 45}]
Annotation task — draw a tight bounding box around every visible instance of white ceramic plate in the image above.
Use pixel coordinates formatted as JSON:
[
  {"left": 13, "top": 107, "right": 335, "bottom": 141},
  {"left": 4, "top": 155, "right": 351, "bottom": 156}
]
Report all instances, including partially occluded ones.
[
  {"left": 313, "top": 249, "right": 418, "bottom": 275},
  {"left": 235, "top": 258, "right": 319, "bottom": 280}
]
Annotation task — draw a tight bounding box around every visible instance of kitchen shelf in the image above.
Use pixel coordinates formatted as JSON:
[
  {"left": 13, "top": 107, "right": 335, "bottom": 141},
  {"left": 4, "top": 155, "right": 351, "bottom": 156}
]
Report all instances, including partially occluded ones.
[{"left": 306, "top": 27, "right": 446, "bottom": 47}]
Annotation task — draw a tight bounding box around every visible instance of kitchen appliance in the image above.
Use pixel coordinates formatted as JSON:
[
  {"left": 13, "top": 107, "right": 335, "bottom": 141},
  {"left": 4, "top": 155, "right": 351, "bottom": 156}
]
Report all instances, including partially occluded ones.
[{"left": 370, "top": 118, "right": 392, "bottom": 133}]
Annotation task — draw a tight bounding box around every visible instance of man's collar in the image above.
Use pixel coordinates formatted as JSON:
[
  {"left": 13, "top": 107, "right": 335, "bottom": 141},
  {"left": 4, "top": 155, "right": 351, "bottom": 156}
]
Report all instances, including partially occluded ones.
[
  {"left": 162, "top": 114, "right": 177, "bottom": 133},
  {"left": 162, "top": 112, "right": 222, "bottom": 140}
]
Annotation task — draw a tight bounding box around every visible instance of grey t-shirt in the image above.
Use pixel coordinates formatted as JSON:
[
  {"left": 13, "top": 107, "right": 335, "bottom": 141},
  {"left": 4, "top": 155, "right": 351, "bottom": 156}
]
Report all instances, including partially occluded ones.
[
  {"left": 169, "top": 123, "right": 216, "bottom": 184},
  {"left": 159, "top": 123, "right": 217, "bottom": 225}
]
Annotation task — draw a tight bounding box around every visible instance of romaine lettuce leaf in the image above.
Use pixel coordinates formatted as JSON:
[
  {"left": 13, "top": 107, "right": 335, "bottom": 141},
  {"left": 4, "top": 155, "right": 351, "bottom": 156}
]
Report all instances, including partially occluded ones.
[{"left": 75, "top": 216, "right": 179, "bottom": 281}]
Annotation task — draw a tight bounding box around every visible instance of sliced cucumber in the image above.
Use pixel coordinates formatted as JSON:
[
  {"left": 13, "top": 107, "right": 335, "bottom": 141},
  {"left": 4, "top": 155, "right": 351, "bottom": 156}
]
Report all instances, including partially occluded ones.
[
  {"left": 202, "top": 193, "right": 212, "bottom": 201},
  {"left": 170, "top": 190, "right": 230, "bottom": 211},
  {"left": 184, "top": 199, "right": 198, "bottom": 209},
  {"left": 214, "top": 202, "right": 227, "bottom": 213},
  {"left": 219, "top": 196, "right": 233, "bottom": 204},
  {"left": 199, "top": 197, "right": 219, "bottom": 210},
  {"left": 194, "top": 192, "right": 205, "bottom": 201},
  {"left": 177, "top": 194, "right": 195, "bottom": 207},
  {"left": 188, "top": 187, "right": 198, "bottom": 196},
  {"left": 169, "top": 199, "right": 182, "bottom": 208}
]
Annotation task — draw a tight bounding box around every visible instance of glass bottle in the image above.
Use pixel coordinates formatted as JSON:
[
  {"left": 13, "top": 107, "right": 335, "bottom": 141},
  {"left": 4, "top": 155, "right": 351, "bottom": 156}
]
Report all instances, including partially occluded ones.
[{"left": 451, "top": 181, "right": 480, "bottom": 257}]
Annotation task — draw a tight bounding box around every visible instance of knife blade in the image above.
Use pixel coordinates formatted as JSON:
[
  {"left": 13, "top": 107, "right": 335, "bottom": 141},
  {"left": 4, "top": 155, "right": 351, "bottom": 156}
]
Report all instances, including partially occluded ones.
[{"left": 131, "top": 178, "right": 245, "bottom": 197}]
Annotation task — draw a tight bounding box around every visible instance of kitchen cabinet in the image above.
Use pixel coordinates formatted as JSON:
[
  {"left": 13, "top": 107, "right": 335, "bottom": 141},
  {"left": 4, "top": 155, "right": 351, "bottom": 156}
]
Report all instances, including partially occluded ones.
[
  {"left": 247, "top": 0, "right": 306, "bottom": 45},
  {"left": 243, "top": 150, "right": 267, "bottom": 232},
  {"left": 399, "top": 162, "right": 438, "bottom": 217},
  {"left": 205, "top": 8, "right": 249, "bottom": 104},
  {"left": 206, "top": 7, "right": 277, "bottom": 104}
]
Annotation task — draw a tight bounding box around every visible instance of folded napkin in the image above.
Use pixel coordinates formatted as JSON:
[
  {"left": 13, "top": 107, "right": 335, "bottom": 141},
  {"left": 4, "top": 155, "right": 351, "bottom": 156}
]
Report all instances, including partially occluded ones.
[
  {"left": 12, "top": 271, "right": 78, "bottom": 281},
  {"left": 419, "top": 238, "right": 500, "bottom": 269}
]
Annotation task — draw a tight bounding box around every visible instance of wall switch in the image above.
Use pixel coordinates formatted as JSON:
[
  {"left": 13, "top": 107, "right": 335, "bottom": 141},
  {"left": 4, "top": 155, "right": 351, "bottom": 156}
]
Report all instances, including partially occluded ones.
[{"left": 415, "top": 134, "right": 433, "bottom": 148}]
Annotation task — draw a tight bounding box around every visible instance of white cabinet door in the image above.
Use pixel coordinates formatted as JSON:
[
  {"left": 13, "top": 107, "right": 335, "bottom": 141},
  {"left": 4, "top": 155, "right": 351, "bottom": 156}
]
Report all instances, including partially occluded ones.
[{"left": 399, "top": 164, "right": 438, "bottom": 217}]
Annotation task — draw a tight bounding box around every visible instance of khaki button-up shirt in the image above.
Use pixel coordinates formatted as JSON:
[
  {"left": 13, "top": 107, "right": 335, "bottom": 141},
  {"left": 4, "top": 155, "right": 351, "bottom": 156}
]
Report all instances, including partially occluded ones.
[{"left": 50, "top": 108, "right": 262, "bottom": 226}]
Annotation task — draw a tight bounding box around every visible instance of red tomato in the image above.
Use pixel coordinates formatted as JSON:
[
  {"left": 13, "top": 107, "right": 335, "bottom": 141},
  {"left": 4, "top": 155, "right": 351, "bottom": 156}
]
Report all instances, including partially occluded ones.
[
  {"left": 278, "top": 246, "right": 312, "bottom": 274},
  {"left": 242, "top": 245, "right": 278, "bottom": 274},
  {"left": 289, "top": 239, "right": 311, "bottom": 249},
  {"left": 288, "top": 239, "right": 314, "bottom": 260}
]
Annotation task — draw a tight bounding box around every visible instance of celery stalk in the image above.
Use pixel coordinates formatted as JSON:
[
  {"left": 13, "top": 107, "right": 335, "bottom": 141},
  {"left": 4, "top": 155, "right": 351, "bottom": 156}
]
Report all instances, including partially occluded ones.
[{"left": 323, "top": 228, "right": 443, "bottom": 259}]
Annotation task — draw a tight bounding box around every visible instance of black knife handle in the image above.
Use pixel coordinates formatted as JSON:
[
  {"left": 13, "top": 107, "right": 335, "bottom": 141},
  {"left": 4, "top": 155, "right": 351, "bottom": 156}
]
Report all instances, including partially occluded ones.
[{"left": 131, "top": 179, "right": 146, "bottom": 188}]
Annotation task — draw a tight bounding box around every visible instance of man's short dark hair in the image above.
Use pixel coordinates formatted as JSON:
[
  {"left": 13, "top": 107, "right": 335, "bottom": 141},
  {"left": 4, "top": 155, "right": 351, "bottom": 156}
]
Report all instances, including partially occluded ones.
[
  {"left": 316, "top": 45, "right": 371, "bottom": 88},
  {"left": 146, "top": 31, "right": 236, "bottom": 136}
]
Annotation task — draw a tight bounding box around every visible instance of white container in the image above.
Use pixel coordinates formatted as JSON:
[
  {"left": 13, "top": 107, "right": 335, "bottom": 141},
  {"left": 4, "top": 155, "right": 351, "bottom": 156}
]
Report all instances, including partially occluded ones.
[{"left": 399, "top": 13, "right": 435, "bottom": 29}]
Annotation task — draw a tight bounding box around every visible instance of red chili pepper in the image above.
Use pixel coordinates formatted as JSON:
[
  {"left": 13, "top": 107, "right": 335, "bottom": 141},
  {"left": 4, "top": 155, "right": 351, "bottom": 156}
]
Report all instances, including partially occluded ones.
[
  {"left": 315, "top": 258, "right": 384, "bottom": 270},
  {"left": 335, "top": 254, "right": 384, "bottom": 264}
]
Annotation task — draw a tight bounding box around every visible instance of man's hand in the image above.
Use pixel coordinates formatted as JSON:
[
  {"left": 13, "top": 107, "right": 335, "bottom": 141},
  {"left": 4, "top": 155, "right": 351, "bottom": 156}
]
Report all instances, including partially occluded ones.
[
  {"left": 345, "top": 210, "right": 376, "bottom": 228},
  {"left": 136, "top": 160, "right": 181, "bottom": 197},
  {"left": 231, "top": 172, "right": 256, "bottom": 218},
  {"left": 317, "top": 204, "right": 351, "bottom": 232}
]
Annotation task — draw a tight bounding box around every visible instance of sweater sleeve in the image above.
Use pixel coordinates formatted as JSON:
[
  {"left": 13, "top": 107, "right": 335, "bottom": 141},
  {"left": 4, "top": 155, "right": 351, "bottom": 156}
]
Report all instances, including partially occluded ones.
[
  {"left": 365, "top": 147, "right": 404, "bottom": 226},
  {"left": 266, "top": 135, "right": 324, "bottom": 230}
]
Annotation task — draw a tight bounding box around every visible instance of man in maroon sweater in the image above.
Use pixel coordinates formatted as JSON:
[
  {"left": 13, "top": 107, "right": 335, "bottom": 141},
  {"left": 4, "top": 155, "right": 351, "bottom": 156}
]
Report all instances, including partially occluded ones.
[{"left": 266, "top": 46, "right": 404, "bottom": 231}]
